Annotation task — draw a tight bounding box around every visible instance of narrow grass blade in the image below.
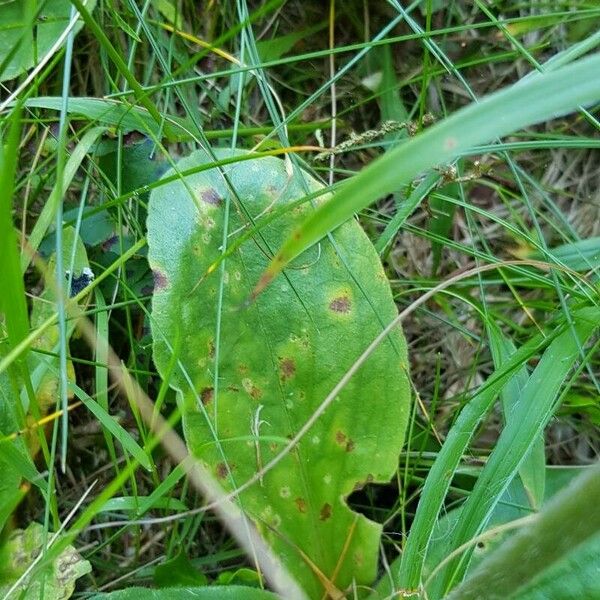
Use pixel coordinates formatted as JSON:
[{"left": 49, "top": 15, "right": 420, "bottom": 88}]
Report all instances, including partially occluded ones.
[
  {"left": 253, "top": 53, "right": 600, "bottom": 296},
  {"left": 21, "top": 126, "right": 105, "bottom": 273},
  {"left": 430, "top": 306, "right": 600, "bottom": 597},
  {"left": 67, "top": 379, "right": 152, "bottom": 472},
  {"left": 488, "top": 324, "right": 545, "bottom": 510},
  {"left": 371, "top": 326, "right": 555, "bottom": 599},
  {"left": 445, "top": 463, "right": 600, "bottom": 600}
]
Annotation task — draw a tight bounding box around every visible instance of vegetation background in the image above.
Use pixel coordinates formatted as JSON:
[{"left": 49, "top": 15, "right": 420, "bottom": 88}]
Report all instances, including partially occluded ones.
[{"left": 0, "top": 0, "right": 599, "bottom": 598}]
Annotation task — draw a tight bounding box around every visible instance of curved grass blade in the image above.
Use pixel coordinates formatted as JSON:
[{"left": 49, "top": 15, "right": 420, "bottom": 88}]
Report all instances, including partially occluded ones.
[
  {"left": 445, "top": 463, "right": 600, "bottom": 600},
  {"left": 427, "top": 306, "right": 600, "bottom": 597},
  {"left": 253, "top": 53, "right": 600, "bottom": 297}
]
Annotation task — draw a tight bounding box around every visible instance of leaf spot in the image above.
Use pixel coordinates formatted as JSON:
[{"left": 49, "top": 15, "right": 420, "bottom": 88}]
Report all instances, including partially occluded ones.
[
  {"left": 279, "top": 486, "right": 291, "bottom": 498},
  {"left": 295, "top": 497, "right": 307, "bottom": 513},
  {"left": 200, "top": 188, "right": 222, "bottom": 205},
  {"left": 335, "top": 430, "right": 347, "bottom": 445},
  {"left": 152, "top": 269, "right": 168, "bottom": 290},
  {"left": 200, "top": 387, "right": 214, "bottom": 405},
  {"left": 345, "top": 438, "right": 356, "bottom": 452},
  {"left": 444, "top": 137, "right": 458, "bottom": 151},
  {"left": 329, "top": 296, "right": 351, "bottom": 313},
  {"left": 279, "top": 357, "right": 296, "bottom": 381},
  {"left": 320, "top": 503, "right": 332, "bottom": 521},
  {"left": 216, "top": 462, "right": 228, "bottom": 479}
]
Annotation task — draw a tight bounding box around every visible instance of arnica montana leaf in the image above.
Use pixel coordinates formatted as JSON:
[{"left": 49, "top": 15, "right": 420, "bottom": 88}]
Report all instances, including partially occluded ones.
[{"left": 147, "top": 149, "right": 411, "bottom": 598}]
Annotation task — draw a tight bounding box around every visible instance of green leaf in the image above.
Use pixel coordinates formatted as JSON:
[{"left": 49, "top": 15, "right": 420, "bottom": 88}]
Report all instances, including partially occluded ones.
[
  {"left": 446, "top": 463, "right": 600, "bottom": 600},
  {"left": 148, "top": 148, "right": 411, "bottom": 598},
  {"left": 98, "top": 136, "right": 170, "bottom": 203},
  {"left": 256, "top": 23, "right": 326, "bottom": 63},
  {"left": 0, "top": 371, "right": 32, "bottom": 533},
  {"left": 0, "top": 522, "right": 91, "bottom": 599},
  {"left": 0, "top": 0, "right": 96, "bottom": 82},
  {"left": 534, "top": 236, "right": 600, "bottom": 271},
  {"left": 19, "top": 97, "right": 192, "bottom": 142},
  {"left": 256, "top": 52, "right": 600, "bottom": 294},
  {"left": 154, "top": 550, "right": 208, "bottom": 587},
  {"left": 421, "top": 466, "right": 587, "bottom": 584},
  {"left": 90, "top": 586, "right": 280, "bottom": 599},
  {"left": 99, "top": 495, "right": 187, "bottom": 514}
]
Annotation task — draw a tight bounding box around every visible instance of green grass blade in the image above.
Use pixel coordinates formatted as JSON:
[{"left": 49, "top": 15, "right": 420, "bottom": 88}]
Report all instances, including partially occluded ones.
[
  {"left": 429, "top": 306, "right": 600, "bottom": 597},
  {"left": 489, "top": 324, "right": 545, "bottom": 510},
  {"left": 445, "top": 463, "right": 600, "bottom": 600},
  {"left": 371, "top": 322, "right": 556, "bottom": 599},
  {"left": 66, "top": 378, "right": 153, "bottom": 472},
  {"left": 21, "top": 126, "right": 105, "bottom": 273},
  {"left": 254, "top": 53, "right": 600, "bottom": 294}
]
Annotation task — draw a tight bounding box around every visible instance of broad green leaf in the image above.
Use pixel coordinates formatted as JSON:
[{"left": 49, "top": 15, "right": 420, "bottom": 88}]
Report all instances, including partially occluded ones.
[
  {"left": 148, "top": 148, "right": 411, "bottom": 598},
  {"left": 90, "top": 586, "right": 280, "bottom": 599},
  {"left": 446, "top": 463, "right": 600, "bottom": 600},
  {"left": 98, "top": 136, "right": 170, "bottom": 203},
  {"left": 0, "top": 522, "right": 91, "bottom": 599},
  {"left": 255, "top": 52, "right": 600, "bottom": 295},
  {"left": 0, "top": 0, "right": 96, "bottom": 82},
  {"left": 154, "top": 550, "right": 208, "bottom": 587}
]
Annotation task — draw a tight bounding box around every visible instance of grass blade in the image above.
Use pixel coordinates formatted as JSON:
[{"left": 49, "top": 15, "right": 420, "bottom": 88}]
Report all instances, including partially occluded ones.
[
  {"left": 445, "top": 463, "right": 600, "bottom": 600},
  {"left": 428, "top": 306, "right": 600, "bottom": 597},
  {"left": 253, "top": 52, "right": 600, "bottom": 296}
]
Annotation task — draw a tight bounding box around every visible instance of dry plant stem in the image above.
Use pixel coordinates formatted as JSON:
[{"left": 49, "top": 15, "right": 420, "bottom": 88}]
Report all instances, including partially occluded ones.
[{"left": 72, "top": 312, "right": 305, "bottom": 600}]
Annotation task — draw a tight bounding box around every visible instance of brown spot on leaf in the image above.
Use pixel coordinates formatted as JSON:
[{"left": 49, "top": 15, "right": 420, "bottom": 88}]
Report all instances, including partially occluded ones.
[
  {"left": 101, "top": 234, "right": 118, "bottom": 251},
  {"left": 329, "top": 296, "right": 351, "bottom": 313},
  {"left": 207, "top": 339, "right": 215, "bottom": 359},
  {"left": 152, "top": 270, "right": 168, "bottom": 290},
  {"left": 320, "top": 503, "right": 332, "bottom": 521},
  {"left": 250, "top": 386, "right": 262, "bottom": 400},
  {"left": 295, "top": 497, "right": 307, "bottom": 513},
  {"left": 200, "top": 188, "right": 222, "bottom": 205},
  {"left": 227, "top": 384, "right": 240, "bottom": 392},
  {"left": 216, "top": 462, "right": 228, "bottom": 479},
  {"left": 279, "top": 357, "right": 296, "bottom": 381},
  {"left": 200, "top": 387, "right": 214, "bottom": 405},
  {"left": 335, "top": 431, "right": 347, "bottom": 445},
  {"left": 345, "top": 438, "right": 356, "bottom": 452}
]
